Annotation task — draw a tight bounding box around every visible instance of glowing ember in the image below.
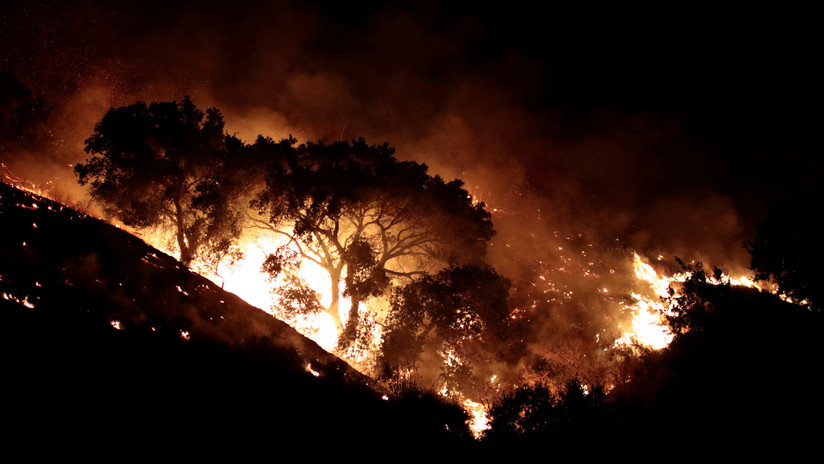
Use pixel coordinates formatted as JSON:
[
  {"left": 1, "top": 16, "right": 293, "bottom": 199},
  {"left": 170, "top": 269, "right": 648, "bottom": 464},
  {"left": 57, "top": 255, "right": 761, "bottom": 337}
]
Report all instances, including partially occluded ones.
[
  {"left": 2, "top": 292, "right": 36, "bottom": 309},
  {"left": 110, "top": 320, "right": 123, "bottom": 330},
  {"left": 306, "top": 363, "right": 321, "bottom": 377}
]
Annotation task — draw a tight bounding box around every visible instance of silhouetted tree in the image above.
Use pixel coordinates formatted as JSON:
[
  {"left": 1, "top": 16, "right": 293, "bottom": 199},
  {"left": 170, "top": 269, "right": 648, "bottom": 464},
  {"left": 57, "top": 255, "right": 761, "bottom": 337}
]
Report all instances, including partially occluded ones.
[
  {"left": 76, "top": 97, "right": 245, "bottom": 267},
  {"left": 745, "top": 193, "right": 824, "bottom": 311},
  {"left": 251, "top": 137, "right": 495, "bottom": 349},
  {"left": 486, "top": 380, "right": 607, "bottom": 445},
  {"left": 605, "top": 257, "right": 824, "bottom": 450},
  {"left": 381, "top": 264, "right": 513, "bottom": 395},
  {"left": 384, "top": 378, "right": 473, "bottom": 443},
  {"left": 662, "top": 258, "right": 729, "bottom": 334}
]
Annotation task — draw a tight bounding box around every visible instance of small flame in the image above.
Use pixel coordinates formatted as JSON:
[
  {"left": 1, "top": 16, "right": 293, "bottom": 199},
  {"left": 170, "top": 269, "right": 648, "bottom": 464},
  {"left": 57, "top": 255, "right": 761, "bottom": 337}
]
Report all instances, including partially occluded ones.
[{"left": 2, "top": 292, "right": 36, "bottom": 309}]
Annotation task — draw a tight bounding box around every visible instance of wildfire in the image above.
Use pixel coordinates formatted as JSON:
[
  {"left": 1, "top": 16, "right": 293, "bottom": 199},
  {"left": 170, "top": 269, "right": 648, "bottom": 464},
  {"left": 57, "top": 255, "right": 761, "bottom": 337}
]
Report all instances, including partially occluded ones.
[
  {"left": 135, "top": 225, "right": 384, "bottom": 358},
  {"left": 619, "top": 252, "right": 765, "bottom": 350},
  {"left": 614, "top": 254, "right": 680, "bottom": 349},
  {"left": 199, "top": 235, "right": 344, "bottom": 352},
  {"left": 10, "top": 172, "right": 774, "bottom": 433},
  {"left": 619, "top": 293, "right": 673, "bottom": 350}
]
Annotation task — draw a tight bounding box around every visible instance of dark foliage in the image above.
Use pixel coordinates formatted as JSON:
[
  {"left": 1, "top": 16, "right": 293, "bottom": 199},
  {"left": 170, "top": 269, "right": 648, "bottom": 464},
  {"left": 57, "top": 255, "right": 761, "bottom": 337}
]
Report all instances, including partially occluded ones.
[
  {"left": 663, "top": 258, "right": 726, "bottom": 335},
  {"left": 381, "top": 265, "right": 515, "bottom": 396},
  {"left": 484, "top": 380, "right": 609, "bottom": 455},
  {"left": 251, "top": 136, "right": 495, "bottom": 344},
  {"left": 384, "top": 378, "right": 474, "bottom": 444},
  {"left": 745, "top": 192, "right": 824, "bottom": 311},
  {"left": 75, "top": 97, "right": 245, "bottom": 267},
  {"left": 482, "top": 259, "right": 824, "bottom": 458},
  {"left": 608, "top": 260, "right": 824, "bottom": 455}
]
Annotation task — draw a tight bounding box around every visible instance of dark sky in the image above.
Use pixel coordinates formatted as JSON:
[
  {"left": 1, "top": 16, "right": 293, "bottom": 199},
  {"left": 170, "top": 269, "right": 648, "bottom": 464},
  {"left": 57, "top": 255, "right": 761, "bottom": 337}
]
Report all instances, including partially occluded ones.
[{"left": 2, "top": 0, "right": 821, "bottom": 273}]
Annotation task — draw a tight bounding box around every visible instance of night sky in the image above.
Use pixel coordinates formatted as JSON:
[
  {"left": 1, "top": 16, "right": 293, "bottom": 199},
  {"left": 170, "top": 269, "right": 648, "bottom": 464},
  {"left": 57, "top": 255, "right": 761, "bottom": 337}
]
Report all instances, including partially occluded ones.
[{"left": 2, "top": 0, "right": 821, "bottom": 273}]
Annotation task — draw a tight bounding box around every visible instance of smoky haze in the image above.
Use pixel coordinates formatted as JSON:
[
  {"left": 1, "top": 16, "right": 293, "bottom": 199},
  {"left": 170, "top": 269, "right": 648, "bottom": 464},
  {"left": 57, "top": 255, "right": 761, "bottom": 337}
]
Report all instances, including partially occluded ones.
[{"left": 2, "top": 1, "right": 820, "bottom": 385}]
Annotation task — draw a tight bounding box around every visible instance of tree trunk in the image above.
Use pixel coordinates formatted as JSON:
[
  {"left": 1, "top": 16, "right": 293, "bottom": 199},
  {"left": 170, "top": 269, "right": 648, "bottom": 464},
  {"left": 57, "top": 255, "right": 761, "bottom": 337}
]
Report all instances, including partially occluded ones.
[
  {"left": 327, "top": 268, "right": 343, "bottom": 332},
  {"left": 337, "top": 297, "right": 361, "bottom": 351},
  {"left": 173, "top": 198, "right": 192, "bottom": 266}
]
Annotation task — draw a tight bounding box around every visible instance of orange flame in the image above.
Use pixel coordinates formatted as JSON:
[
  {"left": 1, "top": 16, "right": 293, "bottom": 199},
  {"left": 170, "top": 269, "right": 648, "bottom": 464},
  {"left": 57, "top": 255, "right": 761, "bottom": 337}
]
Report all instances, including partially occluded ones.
[{"left": 619, "top": 252, "right": 767, "bottom": 350}]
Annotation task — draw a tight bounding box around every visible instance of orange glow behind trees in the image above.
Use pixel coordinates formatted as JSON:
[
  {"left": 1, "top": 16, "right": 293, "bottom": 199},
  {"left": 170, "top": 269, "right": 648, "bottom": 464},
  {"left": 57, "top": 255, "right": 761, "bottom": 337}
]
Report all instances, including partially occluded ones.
[
  {"left": 249, "top": 136, "right": 495, "bottom": 352},
  {"left": 69, "top": 96, "right": 816, "bottom": 438},
  {"left": 76, "top": 97, "right": 245, "bottom": 268}
]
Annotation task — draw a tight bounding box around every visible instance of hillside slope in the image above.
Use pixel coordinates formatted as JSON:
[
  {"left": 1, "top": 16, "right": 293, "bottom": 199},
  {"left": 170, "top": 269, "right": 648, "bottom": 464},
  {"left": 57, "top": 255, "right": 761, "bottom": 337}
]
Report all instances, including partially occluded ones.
[{"left": 0, "top": 181, "right": 473, "bottom": 456}]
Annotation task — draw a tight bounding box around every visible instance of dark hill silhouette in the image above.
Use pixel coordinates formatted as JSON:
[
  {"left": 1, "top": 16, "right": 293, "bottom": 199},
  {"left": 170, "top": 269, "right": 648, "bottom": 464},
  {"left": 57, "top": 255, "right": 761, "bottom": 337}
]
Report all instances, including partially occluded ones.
[
  {"left": 611, "top": 277, "right": 824, "bottom": 457},
  {"left": 0, "top": 181, "right": 475, "bottom": 457},
  {"left": 480, "top": 269, "right": 824, "bottom": 460}
]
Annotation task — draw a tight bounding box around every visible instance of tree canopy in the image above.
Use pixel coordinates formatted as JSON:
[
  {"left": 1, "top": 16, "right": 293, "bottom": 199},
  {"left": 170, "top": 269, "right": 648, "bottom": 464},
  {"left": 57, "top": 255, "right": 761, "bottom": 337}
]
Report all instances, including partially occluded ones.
[
  {"left": 381, "top": 264, "right": 514, "bottom": 395},
  {"left": 250, "top": 137, "right": 496, "bottom": 347},
  {"left": 75, "top": 96, "right": 245, "bottom": 267},
  {"left": 76, "top": 97, "right": 500, "bottom": 373}
]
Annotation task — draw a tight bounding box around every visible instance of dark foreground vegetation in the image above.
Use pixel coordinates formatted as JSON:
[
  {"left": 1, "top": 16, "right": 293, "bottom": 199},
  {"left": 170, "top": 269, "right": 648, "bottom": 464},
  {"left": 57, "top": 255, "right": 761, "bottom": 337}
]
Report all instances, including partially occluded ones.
[{"left": 484, "top": 267, "right": 824, "bottom": 458}]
